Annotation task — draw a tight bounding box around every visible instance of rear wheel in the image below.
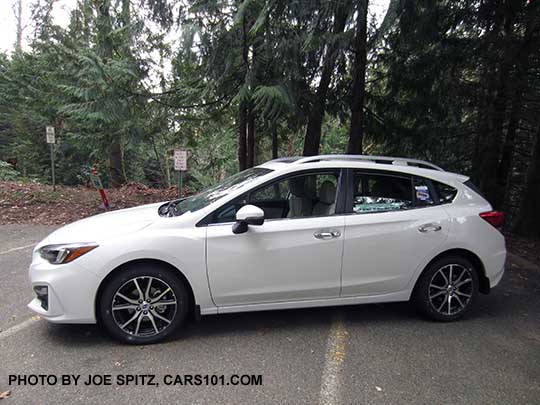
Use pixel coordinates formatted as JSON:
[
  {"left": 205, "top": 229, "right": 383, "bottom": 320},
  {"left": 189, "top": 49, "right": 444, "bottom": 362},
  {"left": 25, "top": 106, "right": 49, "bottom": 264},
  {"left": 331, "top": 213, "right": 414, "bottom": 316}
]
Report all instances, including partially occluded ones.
[
  {"left": 413, "top": 256, "right": 479, "bottom": 321},
  {"left": 99, "top": 264, "right": 189, "bottom": 344}
]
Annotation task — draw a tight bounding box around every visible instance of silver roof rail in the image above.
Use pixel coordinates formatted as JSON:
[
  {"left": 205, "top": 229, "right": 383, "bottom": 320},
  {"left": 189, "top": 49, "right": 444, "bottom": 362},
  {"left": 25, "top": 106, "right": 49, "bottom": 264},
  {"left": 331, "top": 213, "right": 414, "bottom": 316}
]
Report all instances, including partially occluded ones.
[{"left": 294, "top": 154, "right": 444, "bottom": 171}]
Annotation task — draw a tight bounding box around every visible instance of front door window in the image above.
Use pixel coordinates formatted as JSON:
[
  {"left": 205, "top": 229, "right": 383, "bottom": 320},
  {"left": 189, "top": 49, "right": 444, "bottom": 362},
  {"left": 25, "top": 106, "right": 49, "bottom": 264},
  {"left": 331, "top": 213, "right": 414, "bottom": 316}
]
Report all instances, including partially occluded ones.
[{"left": 211, "top": 170, "right": 341, "bottom": 223}]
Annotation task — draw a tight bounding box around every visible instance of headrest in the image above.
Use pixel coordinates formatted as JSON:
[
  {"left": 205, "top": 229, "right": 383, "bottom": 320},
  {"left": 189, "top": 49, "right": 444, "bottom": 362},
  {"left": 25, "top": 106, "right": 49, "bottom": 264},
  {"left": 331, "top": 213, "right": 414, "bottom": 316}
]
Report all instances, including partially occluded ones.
[
  {"left": 318, "top": 181, "right": 336, "bottom": 205},
  {"left": 304, "top": 175, "right": 317, "bottom": 199},
  {"left": 372, "top": 178, "right": 408, "bottom": 200},
  {"left": 371, "top": 180, "right": 392, "bottom": 197}
]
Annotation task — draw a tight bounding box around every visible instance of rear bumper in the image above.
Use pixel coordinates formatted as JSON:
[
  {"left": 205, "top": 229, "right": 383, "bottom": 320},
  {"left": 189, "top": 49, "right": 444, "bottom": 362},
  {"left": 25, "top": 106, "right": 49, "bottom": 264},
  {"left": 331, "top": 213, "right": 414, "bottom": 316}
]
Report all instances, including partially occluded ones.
[
  {"left": 484, "top": 247, "right": 506, "bottom": 290},
  {"left": 28, "top": 255, "right": 100, "bottom": 324},
  {"left": 489, "top": 264, "right": 505, "bottom": 289}
]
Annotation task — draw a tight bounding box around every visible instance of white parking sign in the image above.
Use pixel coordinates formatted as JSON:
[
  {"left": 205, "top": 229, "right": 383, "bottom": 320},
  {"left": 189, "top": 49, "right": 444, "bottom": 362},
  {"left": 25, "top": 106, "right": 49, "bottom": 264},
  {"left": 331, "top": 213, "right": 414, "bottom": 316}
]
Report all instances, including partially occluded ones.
[
  {"left": 174, "top": 149, "right": 187, "bottom": 171},
  {"left": 46, "top": 126, "right": 55, "bottom": 144}
]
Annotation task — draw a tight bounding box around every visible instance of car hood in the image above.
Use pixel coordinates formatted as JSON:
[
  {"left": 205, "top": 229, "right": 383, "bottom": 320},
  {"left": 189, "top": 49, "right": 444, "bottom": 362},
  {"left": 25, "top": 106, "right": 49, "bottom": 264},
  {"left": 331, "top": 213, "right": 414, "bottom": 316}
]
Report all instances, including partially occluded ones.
[{"left": 43, "top": 202, "right": 163, "bottom": 245}]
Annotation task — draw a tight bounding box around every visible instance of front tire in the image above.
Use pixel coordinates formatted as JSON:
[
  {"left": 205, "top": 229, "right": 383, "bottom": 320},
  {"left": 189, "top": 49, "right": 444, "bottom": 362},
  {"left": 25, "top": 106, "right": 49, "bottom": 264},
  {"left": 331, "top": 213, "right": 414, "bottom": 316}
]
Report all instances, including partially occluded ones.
[
  {"left": 413, "top": 256, "right": 479, "bottom": 321},
  {"left": 99, "top": 264, "right": 189, "bottom": 344}
]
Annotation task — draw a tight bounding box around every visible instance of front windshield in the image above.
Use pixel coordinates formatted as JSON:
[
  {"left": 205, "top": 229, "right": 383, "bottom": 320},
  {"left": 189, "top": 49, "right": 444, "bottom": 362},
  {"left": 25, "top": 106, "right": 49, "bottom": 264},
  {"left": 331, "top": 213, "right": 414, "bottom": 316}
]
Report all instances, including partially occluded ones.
[{"left": 171, "top": 167, "right": 272, "bottom": 216}]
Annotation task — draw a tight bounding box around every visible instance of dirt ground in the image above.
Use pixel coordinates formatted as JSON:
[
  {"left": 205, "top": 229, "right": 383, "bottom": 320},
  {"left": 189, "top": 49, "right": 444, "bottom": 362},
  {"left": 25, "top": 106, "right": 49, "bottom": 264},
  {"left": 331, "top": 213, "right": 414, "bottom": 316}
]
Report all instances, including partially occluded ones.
[
  {"left": 0, "top": 181, "right": 183, "bottom": 226},
  {"left": 505, "top": 234, "right": 540, "bottom": 267}
]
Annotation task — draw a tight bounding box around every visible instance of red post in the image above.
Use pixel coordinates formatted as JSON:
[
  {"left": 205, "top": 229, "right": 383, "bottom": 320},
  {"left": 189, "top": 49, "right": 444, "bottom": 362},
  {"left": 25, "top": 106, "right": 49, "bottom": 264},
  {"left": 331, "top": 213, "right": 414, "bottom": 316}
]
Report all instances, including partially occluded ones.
[
  {"left": 98, "top": 188, "right": 110, "bottom": 209},
  {"left": 91, "top": 167, "right": 110, "bottom": 209}
]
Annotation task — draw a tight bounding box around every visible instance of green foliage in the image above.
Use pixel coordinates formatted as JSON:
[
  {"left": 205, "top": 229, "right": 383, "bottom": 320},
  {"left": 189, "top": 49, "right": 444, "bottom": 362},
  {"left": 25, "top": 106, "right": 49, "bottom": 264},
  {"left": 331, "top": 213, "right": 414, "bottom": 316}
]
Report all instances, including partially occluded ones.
[
  {"left": 0, "top": 160, "right": 19, "bottom": 181},
  {"left": 252, "top": 84, "right": 293, "bottom": 122}
]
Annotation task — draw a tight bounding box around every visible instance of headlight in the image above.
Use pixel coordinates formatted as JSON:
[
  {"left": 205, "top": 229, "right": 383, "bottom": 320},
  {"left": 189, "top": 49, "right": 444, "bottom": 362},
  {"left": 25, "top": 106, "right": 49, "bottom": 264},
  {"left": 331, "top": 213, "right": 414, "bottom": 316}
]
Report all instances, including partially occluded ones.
[{"left": 38, "top": 243, "right": 98, "bottom": 264}]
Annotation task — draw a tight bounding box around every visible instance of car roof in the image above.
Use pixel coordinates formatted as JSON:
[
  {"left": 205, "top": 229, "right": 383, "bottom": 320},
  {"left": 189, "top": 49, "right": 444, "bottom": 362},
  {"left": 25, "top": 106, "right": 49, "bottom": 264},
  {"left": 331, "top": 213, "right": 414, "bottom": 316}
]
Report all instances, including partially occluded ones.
[{"left": 258, "top": 155, "right": 469, "bottom": 184}]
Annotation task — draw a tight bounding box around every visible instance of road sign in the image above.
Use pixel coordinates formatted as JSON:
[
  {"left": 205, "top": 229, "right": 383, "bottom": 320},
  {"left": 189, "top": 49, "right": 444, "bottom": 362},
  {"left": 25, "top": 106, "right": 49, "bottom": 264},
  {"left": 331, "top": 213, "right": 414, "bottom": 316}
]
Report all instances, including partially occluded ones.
[
  {"left": 46, "top": 126, "right": 56, "bottom": 191},
  {"left": 173, "top": 149, "right": 187, "bottom": 199},
  {"left": 46, "top": 126, "right": 55, "bottom": 144},
  {"left": 174, "top": 149, "right": 187, "bottom": 171}
]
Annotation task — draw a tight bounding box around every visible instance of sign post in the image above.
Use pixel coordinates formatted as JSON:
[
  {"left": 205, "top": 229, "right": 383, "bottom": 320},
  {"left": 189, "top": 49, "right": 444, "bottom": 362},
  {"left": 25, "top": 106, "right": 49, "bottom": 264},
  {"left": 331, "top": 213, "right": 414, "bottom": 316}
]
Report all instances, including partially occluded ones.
[
  {"left": 46, "top": 126, "right": 56, "bottom": 191},
  {"left": 174, "top": 149, "right": 187, "bottom": 198},
  {"left": 90, "top": 167, "right": 110, "bottom": 209}
]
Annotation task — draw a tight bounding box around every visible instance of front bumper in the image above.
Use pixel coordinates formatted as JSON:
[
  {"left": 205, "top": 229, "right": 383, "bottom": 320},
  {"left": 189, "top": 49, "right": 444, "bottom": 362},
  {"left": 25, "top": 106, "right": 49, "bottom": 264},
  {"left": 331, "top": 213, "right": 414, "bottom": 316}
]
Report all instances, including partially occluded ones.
[{"left": 28, "top": 253, "right": 101, "bottom": 324}]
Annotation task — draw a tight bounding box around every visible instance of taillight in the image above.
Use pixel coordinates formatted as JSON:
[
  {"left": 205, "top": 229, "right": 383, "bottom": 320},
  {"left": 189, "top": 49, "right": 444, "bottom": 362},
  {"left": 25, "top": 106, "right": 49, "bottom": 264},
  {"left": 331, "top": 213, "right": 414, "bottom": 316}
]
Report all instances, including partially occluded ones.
[{"left": 480, "top": 211, "right": 504, "bottom": 228}]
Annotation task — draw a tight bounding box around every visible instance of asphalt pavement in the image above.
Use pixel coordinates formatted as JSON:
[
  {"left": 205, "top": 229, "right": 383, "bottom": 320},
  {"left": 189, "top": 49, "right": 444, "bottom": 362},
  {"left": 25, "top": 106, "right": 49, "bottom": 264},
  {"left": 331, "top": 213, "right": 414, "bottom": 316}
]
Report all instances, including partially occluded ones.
[{"left": 0, "top": 225, "right": 539, "bottom": 404}]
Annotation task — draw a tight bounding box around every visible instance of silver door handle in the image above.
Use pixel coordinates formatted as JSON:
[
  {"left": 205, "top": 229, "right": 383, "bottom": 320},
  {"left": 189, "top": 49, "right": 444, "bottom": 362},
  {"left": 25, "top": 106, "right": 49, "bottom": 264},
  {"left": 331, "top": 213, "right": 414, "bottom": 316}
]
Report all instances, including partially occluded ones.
[
  {"left": 418, "top": 223, "right": 442, "bottom": 233},
  {"left": 314, "top": 230, "right": 341, "bottom": 240}
]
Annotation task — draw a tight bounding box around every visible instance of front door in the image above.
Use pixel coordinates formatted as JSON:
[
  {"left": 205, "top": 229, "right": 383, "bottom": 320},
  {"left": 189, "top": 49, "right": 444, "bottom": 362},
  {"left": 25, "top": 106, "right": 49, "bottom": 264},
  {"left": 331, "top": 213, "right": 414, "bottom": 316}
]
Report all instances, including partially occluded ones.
[{"left": 206, "top": 170, "right": 345, "bottom": 306}]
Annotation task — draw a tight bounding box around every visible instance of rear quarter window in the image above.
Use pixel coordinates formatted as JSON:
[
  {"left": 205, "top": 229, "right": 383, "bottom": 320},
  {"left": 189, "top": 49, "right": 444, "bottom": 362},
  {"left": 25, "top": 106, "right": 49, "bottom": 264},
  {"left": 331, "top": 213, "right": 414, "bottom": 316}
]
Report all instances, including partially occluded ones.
[{"left": 433, "top": 181, "right": 458, "bottom": 204}]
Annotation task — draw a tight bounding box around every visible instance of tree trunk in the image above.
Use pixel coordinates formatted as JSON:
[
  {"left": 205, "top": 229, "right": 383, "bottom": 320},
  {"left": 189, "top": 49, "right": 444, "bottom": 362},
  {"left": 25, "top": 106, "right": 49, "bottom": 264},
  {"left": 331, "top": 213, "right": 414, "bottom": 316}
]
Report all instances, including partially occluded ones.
[
  {"left": 150, "top": 135, "right": 168, "bottom": 187},
  {"left": 272, "top": 125, "right": 278, "bottom": 159},
  {"left": 498, "top": 7, "right": 540, "bottom": 210},
  {"left": 303, "top": 112, "right": 325, "bottom": 157},
  {"left": 346, "top": 0, "right": 369, "bottom": 155},
  {"left": 109, "top": 140, "right": 124, "bottom": 188},
  {"left": 479, "top": 69, "right": 510, "bottom": 204},
  {"left": 237, "top": 5, "right": 251, "bottom": 171},
  {"left": 303, "top": 0, "right": 351, "bottom": 156},
  {"left": 247, "top": 112, "right": 256, "bottom": 168},
  {"left": 14, "top": 0, "right": 23, "bottom": 53},
  {"left": 82, "top": 0, "right": 92, "bottom": 46},
  {"left": 96, "top": 0, "right": 126, "bottom": 187},
  {"left": 238, "top": 104, "right": 247, "bottom": 171},
  {"left": 496, "top": 89, "right": 520, "bottom": 208},
  {"left": 513, "top": 124, "right": 540, "bottom": 237},
  {"left": 476, "top": 4, "right": 517, "bottom": 203}
]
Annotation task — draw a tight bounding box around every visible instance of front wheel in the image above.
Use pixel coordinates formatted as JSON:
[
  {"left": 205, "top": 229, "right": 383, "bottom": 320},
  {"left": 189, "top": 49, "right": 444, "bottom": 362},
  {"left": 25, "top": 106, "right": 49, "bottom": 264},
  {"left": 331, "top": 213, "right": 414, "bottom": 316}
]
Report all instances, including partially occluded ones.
[
  {"left": 99, "top": 264, "right": 189, "bottom": 344},
  {"left": 413, "top": 256, "right": 479, "bottom": 321}
]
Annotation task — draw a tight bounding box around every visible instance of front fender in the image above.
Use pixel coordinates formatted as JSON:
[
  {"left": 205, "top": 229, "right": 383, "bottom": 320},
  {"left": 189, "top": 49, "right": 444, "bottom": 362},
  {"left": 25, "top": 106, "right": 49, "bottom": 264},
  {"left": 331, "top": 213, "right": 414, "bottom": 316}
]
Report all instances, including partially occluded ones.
[{"left": 77, "top": 227, "right": 216, "bottom": 314}]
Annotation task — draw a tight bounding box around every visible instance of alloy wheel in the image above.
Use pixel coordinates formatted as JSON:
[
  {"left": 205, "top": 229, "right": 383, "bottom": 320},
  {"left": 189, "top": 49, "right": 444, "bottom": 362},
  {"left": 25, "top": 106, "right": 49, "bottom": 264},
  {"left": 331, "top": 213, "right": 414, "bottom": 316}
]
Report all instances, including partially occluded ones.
[
  {"left": 111, "top": 276, "right": 177, "bottom": 337},
  {"left": 428, "top": 264, "right": 473, "bottom": 316}
]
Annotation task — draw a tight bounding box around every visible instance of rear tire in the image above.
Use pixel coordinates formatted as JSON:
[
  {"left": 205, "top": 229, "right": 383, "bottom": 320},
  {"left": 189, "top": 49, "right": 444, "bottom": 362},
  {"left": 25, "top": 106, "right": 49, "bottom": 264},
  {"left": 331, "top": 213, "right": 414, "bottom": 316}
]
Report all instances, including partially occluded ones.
[
  {"left": 413, "top": 255, "right": 479, "bottom": 321},
  {"left": 99, "top": 264, "right": 189, "bottom": 344}
]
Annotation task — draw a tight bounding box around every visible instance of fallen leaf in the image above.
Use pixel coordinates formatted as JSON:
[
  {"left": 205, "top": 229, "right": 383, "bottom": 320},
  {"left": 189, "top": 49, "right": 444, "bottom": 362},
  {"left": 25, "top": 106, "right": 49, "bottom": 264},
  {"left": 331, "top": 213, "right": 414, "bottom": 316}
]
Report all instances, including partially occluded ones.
[{"left": 0, "top": 390, "right": 11, "bottom": 400}]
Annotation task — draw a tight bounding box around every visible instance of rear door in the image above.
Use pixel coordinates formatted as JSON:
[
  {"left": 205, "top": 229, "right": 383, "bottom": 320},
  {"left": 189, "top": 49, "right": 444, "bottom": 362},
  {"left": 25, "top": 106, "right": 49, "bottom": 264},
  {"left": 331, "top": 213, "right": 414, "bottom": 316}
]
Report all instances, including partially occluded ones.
[{"left": 341, "top": 170, "right": 451, "bottom": 296}]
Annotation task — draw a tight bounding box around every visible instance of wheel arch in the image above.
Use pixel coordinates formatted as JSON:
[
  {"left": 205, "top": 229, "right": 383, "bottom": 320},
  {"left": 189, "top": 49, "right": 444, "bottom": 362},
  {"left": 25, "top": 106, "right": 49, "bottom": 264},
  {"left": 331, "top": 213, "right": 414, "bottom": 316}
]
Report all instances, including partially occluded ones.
[
  {"left": 94, "top": 258, "right": 196, "bottom": 324},
  {"left": 414, "top": 248, "right": 490, "bottom": 295}
]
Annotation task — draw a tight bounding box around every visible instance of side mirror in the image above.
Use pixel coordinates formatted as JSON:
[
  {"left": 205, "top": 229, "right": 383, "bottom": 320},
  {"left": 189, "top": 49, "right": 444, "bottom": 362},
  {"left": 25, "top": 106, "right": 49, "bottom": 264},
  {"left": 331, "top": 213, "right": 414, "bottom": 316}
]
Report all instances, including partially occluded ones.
[{"left": 232, "top": 205, "right": 265, "bottom": 234}]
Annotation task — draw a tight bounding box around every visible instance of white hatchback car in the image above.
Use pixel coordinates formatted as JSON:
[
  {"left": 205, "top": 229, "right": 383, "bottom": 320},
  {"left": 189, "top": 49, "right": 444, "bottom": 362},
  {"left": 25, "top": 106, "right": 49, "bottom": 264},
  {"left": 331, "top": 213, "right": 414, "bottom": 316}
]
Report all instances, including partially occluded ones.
[{"left": 28, "top": 155, "right": 506, "bottom": 343}]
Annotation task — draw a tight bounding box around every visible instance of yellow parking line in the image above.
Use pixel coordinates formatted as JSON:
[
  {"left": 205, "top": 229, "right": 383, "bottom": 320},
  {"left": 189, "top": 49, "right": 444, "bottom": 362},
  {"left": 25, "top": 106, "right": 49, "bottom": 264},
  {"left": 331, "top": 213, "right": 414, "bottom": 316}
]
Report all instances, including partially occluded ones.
[
  {"left": 0, "top": 316, "right": 40, "bottom": 340},
  {"left": 319, "top": 316, "right": 348, "bottom": 405},
  {"left": 0, "top": 243, "right": 35, "bottom": 255}
]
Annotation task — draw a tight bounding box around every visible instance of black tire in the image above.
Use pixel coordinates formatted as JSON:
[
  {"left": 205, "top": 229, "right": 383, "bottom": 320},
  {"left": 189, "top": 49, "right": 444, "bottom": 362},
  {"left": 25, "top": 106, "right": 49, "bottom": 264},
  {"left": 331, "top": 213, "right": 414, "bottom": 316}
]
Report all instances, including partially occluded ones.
[
  {"left": 412, "top": 255, "right": 479, "bottom": 321},
  {"left": 99, "top": 263, "right": 189, "bottom": 344}
]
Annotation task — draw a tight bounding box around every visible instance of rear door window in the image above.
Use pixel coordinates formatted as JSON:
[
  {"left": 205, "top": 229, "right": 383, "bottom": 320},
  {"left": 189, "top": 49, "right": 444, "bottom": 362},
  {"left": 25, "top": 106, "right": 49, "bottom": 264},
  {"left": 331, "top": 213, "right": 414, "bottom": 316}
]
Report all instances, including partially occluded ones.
[
  {"left": 413, "top": 177, "right": 436, "bottom": 207},
  {"left": 351, "top": 171, "right": 413, "bottom": 214}
]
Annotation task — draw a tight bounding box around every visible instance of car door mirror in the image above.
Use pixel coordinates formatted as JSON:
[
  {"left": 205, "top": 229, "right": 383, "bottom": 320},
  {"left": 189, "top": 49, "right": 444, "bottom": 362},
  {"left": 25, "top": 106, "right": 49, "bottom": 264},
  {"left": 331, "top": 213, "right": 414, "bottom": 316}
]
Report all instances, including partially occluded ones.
[{"left": 232, "top": 205, "right": 265, "bottom": 234}]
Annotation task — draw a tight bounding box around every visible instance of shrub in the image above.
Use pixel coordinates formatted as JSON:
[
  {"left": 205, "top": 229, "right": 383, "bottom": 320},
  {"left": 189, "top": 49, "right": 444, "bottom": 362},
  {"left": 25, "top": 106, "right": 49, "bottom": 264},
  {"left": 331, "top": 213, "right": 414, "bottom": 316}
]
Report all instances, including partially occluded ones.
[{"left": 0, "top": 160, "right": 19, "bottom": 181}]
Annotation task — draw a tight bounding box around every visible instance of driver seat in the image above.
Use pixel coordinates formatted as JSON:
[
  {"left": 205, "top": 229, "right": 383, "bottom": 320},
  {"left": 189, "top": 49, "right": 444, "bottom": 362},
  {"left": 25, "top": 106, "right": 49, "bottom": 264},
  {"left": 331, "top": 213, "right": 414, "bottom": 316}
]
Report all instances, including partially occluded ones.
[
  {"left": 312, "top": 181, "right": 336, "bottom": 216},
  {"left": 287, "top": 177, "right": 313, "bottom": 218}
]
